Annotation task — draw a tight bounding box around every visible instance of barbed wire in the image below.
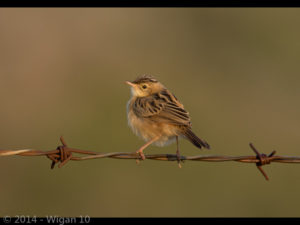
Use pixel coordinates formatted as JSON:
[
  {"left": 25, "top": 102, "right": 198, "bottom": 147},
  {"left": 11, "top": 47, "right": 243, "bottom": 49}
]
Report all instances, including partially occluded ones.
[{"left": 1, "top": 136, "right": 300, "bottom": 181}]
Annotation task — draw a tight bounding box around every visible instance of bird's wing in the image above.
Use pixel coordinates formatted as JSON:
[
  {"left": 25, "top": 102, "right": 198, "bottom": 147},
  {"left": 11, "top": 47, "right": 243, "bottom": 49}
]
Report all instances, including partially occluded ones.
[{"left": 133, "top": 89, "right": 191, "bottom": 126}]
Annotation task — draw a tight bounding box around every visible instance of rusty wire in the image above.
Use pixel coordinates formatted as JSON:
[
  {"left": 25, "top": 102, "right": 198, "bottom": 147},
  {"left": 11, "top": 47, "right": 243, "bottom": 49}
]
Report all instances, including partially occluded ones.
[{"left": 1, "top": 136, "right": 300, "bottom": 181}]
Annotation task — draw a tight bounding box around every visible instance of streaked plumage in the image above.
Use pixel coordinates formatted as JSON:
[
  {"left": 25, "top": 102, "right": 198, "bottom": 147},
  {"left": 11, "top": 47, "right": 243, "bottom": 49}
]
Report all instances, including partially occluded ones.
[{"left": 126, "top": 74, "right": 209, "bottom": 162}]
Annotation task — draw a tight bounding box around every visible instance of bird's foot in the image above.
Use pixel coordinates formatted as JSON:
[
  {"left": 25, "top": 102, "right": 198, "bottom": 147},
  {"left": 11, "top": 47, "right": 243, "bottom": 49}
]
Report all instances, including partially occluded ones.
[
  {"left": 176, "top": 150, "right": 182, "bottom": 168},
  {"left": 136, "top": 149, "right": 146, "bottom": 161}
]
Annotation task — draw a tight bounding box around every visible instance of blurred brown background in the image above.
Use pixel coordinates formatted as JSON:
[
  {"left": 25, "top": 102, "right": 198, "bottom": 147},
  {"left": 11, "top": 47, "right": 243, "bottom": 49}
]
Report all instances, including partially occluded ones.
[{"left": 1, "top": 8, "right": 300, "bottom": 217}]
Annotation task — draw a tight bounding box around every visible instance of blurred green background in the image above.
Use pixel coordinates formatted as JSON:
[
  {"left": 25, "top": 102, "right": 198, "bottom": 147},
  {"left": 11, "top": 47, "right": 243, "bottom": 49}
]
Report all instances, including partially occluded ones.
[{"left": 1, "top": 8, "right": 300, "bottom": 217}]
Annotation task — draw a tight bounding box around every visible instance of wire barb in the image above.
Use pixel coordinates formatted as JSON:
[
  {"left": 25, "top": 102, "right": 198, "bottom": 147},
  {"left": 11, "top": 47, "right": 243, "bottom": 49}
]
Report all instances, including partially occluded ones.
[
  {"left": 249, "top": 143, "right": 276, "bottom": 180},
  {"left": 1, "top": 137, "right": 300, "bottom": 181},
  {"left": 46, "top": 136, "right": 72, "bottom": 169}
]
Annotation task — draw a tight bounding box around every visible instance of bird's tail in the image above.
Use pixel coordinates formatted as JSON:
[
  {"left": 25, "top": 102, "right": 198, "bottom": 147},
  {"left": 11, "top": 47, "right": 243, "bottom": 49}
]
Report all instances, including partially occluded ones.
[{"left": 184, "top": 128, "right": 210, "bottom": 149}]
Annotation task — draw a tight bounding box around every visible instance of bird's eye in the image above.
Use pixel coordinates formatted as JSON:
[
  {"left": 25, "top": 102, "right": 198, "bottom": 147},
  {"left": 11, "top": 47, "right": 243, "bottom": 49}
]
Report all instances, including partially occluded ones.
[{"left": 142, "top": 85, "right": 147, "bottom": 89}]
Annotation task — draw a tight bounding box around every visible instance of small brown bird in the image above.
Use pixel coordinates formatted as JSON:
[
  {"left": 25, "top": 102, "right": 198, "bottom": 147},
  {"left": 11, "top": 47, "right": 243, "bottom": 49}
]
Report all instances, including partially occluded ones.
[{"left": 126, "top": 75, "right": 210, "bottom": 163}]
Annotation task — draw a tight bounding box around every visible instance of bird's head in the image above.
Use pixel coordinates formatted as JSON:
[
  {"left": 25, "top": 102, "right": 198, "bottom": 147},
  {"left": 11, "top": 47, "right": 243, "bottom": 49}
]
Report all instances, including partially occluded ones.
[{"left": 126, "top": 75, "right": 164, "bottom": 97}]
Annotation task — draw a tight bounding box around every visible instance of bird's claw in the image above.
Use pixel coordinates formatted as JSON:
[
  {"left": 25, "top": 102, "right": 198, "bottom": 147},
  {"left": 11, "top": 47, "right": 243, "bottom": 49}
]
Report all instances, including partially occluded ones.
[
  {"left": 176, "top": 151, "right": 182, "bottom": 168},
  {"left": 136, "top": 151, "right": 146, "bottom": 164}
]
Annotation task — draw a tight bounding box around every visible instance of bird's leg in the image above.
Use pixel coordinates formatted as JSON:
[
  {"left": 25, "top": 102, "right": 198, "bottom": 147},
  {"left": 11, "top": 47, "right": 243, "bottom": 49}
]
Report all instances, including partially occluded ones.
[
  {"left": 176, "top": 136, "right": 182, "bottom": 168},
  {"left": 136, "top": 136, "right": 160, "bottom": 161}
]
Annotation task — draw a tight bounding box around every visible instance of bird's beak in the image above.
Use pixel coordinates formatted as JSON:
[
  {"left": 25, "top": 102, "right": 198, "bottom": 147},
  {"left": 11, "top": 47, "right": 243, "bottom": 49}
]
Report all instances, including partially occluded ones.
[{"left": 125, "top": 81, "right": 136, "bottom": 87}]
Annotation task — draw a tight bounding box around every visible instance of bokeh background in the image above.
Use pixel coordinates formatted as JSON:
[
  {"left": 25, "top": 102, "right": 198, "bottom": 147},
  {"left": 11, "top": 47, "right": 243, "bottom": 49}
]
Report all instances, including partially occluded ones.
[{"left": 1, "top": 8, "right": 300, "bottom": 217}]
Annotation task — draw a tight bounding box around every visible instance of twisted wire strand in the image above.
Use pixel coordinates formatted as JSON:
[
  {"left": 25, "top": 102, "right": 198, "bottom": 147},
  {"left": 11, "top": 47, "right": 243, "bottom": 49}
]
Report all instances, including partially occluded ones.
[{"left": 1, "top": 136, "right": 300, "bottom": 180}]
